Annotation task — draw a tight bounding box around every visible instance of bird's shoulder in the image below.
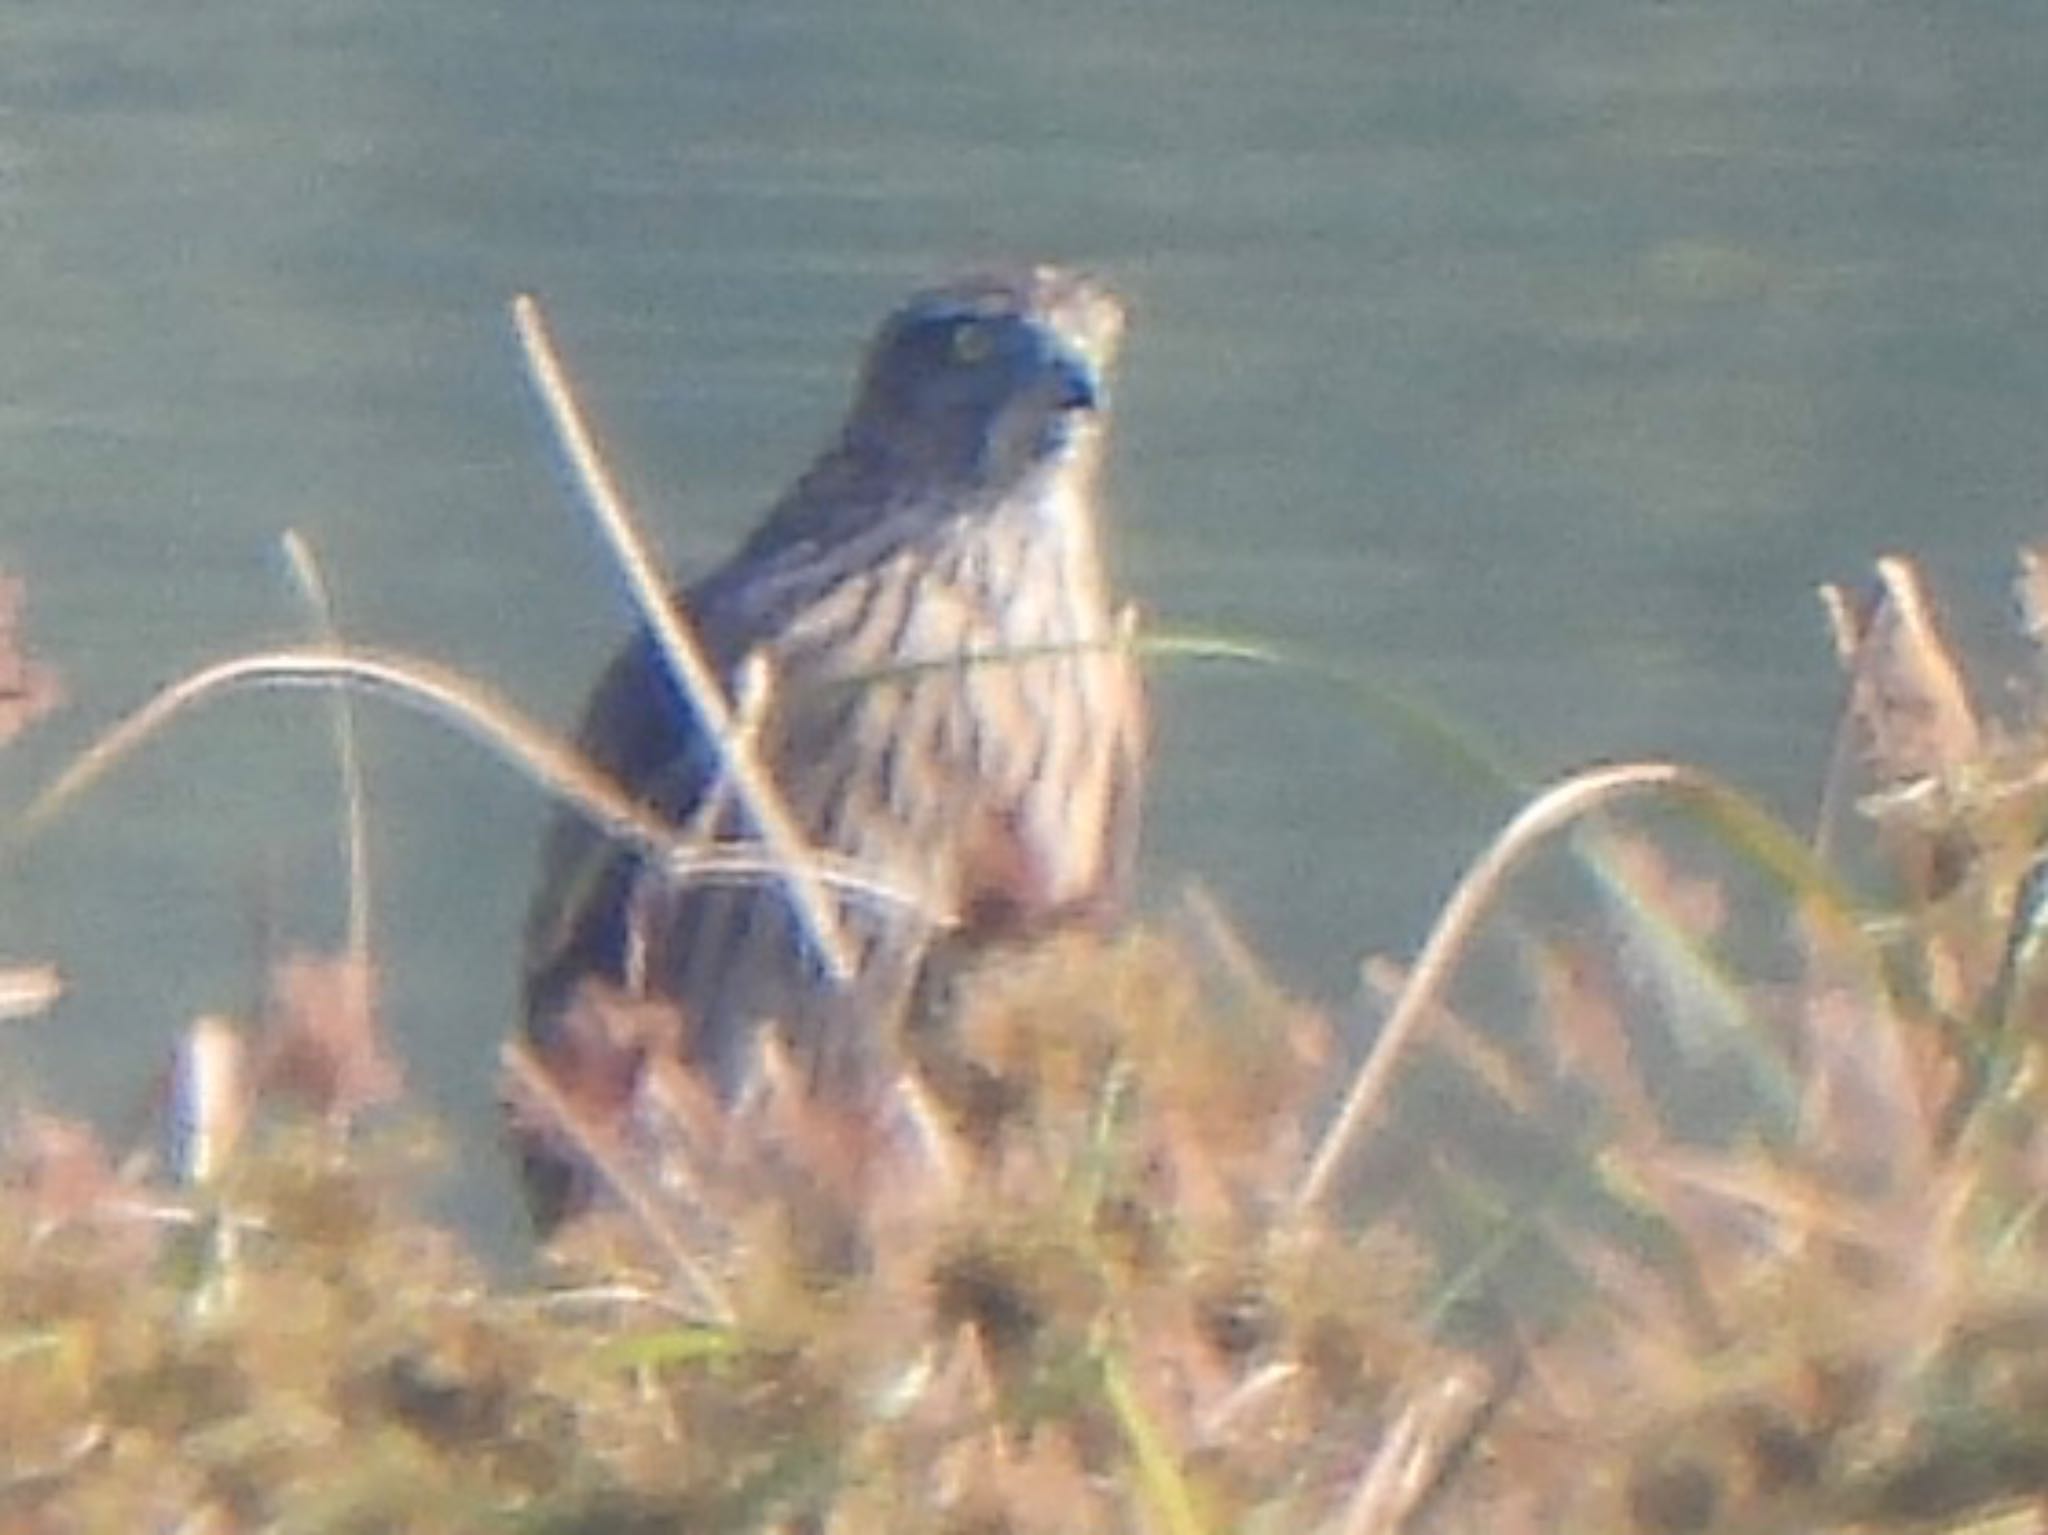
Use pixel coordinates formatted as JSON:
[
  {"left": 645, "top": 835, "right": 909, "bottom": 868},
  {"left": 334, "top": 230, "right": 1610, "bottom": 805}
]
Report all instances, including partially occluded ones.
[
  {"left": 564, "top": 468, "right": 883, "bottom": 792},
  {"left": 691, "top": 454, "right": 973, "bottom": 631}
]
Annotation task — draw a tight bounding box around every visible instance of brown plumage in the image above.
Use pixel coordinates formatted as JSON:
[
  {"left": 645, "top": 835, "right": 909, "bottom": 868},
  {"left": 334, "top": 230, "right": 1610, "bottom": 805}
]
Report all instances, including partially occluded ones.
[{"left": 516, "top": 266, "right": 1144, "bottom": 1226}]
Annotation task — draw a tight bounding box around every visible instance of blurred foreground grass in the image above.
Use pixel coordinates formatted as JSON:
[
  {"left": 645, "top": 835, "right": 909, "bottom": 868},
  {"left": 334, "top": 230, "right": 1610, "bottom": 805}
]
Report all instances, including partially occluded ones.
[{"left": 9, "top": 552, "right": 2048, "bottom": 1534}]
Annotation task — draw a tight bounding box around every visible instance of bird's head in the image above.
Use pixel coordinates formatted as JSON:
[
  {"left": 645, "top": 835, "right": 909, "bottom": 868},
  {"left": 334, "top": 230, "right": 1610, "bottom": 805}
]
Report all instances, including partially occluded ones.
[{"left": 843, "top": 266, "right": 1124, "bottom": 492}]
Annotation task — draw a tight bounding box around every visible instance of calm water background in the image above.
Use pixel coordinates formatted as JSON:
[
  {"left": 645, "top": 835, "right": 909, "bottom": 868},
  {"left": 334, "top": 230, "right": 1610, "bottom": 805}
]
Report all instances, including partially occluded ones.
[{"left": 5, "top": 2, "right": 2048, "bottom": 1250}]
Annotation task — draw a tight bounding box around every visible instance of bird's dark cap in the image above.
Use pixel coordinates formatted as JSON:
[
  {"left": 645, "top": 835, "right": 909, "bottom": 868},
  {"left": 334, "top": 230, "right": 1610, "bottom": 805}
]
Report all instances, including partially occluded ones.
[{"left": 899, "top": 264, "right": 1125, "bottom": 385}]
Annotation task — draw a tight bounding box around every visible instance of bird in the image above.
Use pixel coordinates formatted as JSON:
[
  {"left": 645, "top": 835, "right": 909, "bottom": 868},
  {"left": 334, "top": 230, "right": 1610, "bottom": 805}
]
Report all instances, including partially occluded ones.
[{"left": 515, "top": 266, "right": 1145, "bottom": 1228}]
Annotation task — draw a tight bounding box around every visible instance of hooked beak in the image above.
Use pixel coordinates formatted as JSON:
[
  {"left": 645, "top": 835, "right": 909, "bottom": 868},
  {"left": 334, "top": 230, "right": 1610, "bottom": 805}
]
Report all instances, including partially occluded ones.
[{"left": 1049, "top": 351, "right": 1102, "bottom": 414}]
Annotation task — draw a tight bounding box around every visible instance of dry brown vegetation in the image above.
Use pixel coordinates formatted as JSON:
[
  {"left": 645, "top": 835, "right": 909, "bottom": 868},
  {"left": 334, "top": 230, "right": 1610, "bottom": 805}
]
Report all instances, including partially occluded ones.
[{"left": 9, "top": 543, "right": 2048, "bottom": 1535}]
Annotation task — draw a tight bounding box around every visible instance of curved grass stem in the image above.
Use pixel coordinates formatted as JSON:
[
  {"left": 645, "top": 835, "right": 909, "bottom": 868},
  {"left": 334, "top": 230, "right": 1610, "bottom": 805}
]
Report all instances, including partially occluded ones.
[
  {"left": 279, "top": 530, "right": 373, "bottom": 961},
  {"left": 6, "top": 644, "right": 937, "bottom": 927},
  {"left": 1292, "top": 759, "right": 1883, "bottom": 1216}
]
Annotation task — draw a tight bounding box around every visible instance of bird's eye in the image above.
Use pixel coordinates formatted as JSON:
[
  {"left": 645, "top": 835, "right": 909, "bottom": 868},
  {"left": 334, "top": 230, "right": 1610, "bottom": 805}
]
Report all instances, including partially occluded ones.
[{"left": 947, "top": 319, "right": 995, "bottom": 366}]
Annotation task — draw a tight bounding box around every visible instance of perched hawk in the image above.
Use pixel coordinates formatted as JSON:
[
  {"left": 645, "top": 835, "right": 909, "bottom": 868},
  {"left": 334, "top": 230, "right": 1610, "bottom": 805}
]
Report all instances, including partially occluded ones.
[{"left": 517, "top": 266, "right": 1144, "bottom": 1225}]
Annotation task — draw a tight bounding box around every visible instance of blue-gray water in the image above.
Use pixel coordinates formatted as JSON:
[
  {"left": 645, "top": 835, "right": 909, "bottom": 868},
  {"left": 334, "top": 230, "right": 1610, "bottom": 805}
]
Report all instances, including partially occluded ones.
[{"left": 5, "top": 2, "right": 2048, "bottom": 1250}]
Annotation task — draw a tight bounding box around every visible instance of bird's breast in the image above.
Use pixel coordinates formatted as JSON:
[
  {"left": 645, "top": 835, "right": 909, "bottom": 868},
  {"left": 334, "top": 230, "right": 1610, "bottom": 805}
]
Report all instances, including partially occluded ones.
[{"left": 758, "top": 479, "right": 1138, "bottom": 931}]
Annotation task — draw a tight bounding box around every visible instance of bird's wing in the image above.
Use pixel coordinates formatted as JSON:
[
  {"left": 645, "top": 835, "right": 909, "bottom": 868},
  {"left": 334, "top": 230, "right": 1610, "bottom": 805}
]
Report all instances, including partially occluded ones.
[{"left": 519, "top": 587, "right": 755, "bottom": 1030}]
